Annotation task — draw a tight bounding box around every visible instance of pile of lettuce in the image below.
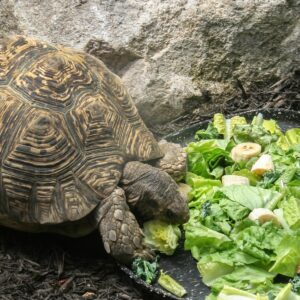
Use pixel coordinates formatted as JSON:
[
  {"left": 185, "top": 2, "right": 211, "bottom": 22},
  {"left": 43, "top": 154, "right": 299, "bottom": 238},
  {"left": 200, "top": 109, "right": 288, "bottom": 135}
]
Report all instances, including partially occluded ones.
[{"left": 184, "top": 113, "right": 300, "bottom": 299}]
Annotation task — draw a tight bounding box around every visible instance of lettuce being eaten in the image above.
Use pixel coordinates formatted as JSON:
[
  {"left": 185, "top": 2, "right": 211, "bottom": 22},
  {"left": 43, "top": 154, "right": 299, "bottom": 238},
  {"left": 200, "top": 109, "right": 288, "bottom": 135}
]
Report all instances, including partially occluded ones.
[{"left": 143, "top": 220, "right": 181, "bottom": 255}]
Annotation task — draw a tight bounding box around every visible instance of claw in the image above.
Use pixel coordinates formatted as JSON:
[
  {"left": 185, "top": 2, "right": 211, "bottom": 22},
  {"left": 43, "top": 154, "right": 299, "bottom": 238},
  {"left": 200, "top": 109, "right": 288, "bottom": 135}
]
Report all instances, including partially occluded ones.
[{"left": 135, "top": 247, "right": 155, "bottom": 261}]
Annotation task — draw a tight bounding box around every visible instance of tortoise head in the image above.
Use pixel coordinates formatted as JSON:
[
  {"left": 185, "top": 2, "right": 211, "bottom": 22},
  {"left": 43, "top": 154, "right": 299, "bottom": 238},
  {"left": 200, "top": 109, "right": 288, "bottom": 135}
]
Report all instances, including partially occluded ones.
[{"left": 121, "top": 161, "right": 189, "bottom": 224}]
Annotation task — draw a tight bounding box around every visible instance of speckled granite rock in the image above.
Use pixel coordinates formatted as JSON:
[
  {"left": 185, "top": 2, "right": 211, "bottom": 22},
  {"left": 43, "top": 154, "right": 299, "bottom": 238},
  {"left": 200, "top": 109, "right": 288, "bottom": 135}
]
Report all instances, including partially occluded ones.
[{"left": 2, "top": 0, "right": 300, "bottom": 126}]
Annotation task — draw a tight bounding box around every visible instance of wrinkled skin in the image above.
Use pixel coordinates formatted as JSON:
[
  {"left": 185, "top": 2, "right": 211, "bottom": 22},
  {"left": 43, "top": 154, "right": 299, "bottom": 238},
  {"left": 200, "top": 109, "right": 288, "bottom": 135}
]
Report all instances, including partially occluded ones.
[
  {"left": 98, "top": 142, "right": 189, "bottom": 264},
  {"left": 121, "top": 161, "right": 189, "bottom": 224}
]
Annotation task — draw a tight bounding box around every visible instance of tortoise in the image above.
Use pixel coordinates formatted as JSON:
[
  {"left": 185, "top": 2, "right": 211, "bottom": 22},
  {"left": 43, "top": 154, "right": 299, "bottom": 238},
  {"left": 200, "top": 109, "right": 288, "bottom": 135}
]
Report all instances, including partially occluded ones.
[{"left": 0, "top": 36, "right": 189, "bottom": 264}]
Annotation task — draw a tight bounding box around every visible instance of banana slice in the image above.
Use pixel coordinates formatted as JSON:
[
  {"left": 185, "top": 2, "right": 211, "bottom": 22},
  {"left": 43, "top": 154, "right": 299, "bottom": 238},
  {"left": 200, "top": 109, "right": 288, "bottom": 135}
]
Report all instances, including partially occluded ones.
[
  {"left": 248, "top": 208, "right": 280, "bottom": 225},
  {"left": 222, "top": 175, "right": 250, "bottom": 186},
  {"left": 230, "top": 143, "right": 261, "bottom": 162},
  {"left": 251, "top": 154, "right": 274, "bottom": 176}
]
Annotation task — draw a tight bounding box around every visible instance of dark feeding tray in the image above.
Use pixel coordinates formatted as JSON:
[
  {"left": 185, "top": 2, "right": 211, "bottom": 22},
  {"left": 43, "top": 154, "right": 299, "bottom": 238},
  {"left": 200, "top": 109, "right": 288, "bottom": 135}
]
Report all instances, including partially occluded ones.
[{"left": 120, "top": 109, "right": 300, "bottom": 300}]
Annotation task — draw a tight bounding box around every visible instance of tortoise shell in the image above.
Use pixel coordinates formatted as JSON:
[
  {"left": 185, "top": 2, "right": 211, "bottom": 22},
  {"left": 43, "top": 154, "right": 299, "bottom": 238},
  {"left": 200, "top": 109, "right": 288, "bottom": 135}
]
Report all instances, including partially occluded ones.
[{"left": 0, "top": 36, "right": 162, "bottom": 225}]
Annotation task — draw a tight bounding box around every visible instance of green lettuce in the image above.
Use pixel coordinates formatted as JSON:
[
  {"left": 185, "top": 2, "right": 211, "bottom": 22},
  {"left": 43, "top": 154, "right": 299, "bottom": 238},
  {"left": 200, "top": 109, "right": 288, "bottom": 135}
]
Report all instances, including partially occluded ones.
[
  {"left": 232, "top": 169, "right": 260, "bottom": 185},
  {"left": 216, "top": 284, "right": 300, "bottom": 300},
  {"left": 231, "top": 222, "right": 284, "bottom": 263},
  {"left": 132, "top": 257, "right": 159, "bottom": 284},
  {"left": 210, "top": 266, "right": 275, "bottom": 293},
  {"left": 197, "top": 261, "right": 234, "bottom": 286},
  {"left": 290, "top": 274, "right": 300, "bottom": 294},
  {"left": 195, "top": 123, "right": 220, "bottom": 140},
  {"left": 274, "top": 283, "right": 300, "bottom": 300},
  {"left": 217, "top": 285, "right": 268, "bottom": 300},
  {"left": 143, "top": 220, "right": 181, "bottom": 255},
  {"left": 213, "top": 113, "right": 247, "bottom": 139},
  {"left": 199, "top": 249, "right": 259, "bottom": 268},
  {"left": 286, "top": 128, "right": 300, "bottom": 145},
  {"left": 186, "top": 140, "right": 233, "bottom": 179},
  {"left": 233, "top": 124, "right": 279, "bottom": 147},
  {"left": 221, "top": 185, "right": 283, "bottom": 210},
  {"left": 280, "top": 196, "right": 300, "bottom": 229},
  {"left": 269, "top": 234, "right": 300, "bottom": 277},
  {"left": 184, "top": 222, "right": 232, "bottom": 252},
  {"left": 288, "top": 180, "right": 300, "bottom": 198}
]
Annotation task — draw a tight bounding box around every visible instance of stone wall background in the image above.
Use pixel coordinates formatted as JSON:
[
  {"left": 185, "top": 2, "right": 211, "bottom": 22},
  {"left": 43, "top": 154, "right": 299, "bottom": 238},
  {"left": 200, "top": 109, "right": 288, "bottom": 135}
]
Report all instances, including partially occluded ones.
[{"left": 1, "top": 0, "right": 300, "bottom": 127}]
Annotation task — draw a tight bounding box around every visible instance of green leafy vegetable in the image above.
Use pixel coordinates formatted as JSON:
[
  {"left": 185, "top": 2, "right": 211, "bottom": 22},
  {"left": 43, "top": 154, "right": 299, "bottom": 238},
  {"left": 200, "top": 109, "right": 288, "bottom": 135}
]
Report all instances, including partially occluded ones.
[
  {"left": 274, "top": 283, "right": 300, "bottom": 300},
  {"left": 221, "top": 185, "right": 283, "bottom": 210},
  {"left": 143, "top": 220, "right": 181, "bottom": 255},
  {"left": 258, "top": 171, "right": 281, "bottom": 189},
  {"left": 217, "top": 285, "right": 268, "bottom": 300},
  {"left": 280, "top": 196, "right": 300, "bottom": 229},
  {"left": 269, "top": 234, "right": 300, "bottom": 277},
  {"left": 132, "top": 257, "right": 159, "bottom": 284},
  {"left": 186, "top": 140, "right": 233, "bottom": 179},
  {"left": 158, "top": 271, "right": 187, "bottom": 297},
  {"left": 233, "top": 124, "right": 279, "bottom": 147},
  {"left": 211, "top": 266, "right": 275, "bottom": 293},
  {"left": 290, "top": 275, "right": 300, "bottom": 294},
  {"left": 195, "top": 123, "right": 220, "bottom": 140},
  {"left": 184, "top": 222, "right": 232, "bottom": 252},
  {"left": 232, "top": 222, "right": 283, "bottom": 263},
  {"left": 184, "top": 112, "right": 300, "bottom": 298}
]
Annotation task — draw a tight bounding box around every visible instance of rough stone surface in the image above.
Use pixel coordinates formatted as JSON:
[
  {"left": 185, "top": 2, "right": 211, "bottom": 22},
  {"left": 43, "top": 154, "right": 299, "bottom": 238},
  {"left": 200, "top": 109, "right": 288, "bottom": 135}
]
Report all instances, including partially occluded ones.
[{"left": 2, "top": 0, "right": 300, "bottom": 126}]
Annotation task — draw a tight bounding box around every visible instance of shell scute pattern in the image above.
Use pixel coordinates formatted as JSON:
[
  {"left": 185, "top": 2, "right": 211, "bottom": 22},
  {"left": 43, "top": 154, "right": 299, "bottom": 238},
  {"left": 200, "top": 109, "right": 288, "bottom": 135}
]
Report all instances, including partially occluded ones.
[
  {"left": 12, "top": 51, "right": 95, "bottom": 111},
  {"left": 0, "top": 36, "right": 53, "bottom": 84},
  {"left": 0, "top": 36, "right": 162, "bottom": 225},
  {"left": 3, "top": 108, "right": 82, "bottom": 176}
]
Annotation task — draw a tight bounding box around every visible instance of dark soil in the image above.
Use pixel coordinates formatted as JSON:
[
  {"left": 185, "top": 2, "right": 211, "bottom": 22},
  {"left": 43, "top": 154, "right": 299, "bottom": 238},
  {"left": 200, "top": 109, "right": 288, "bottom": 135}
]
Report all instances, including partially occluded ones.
[
  {"left": 0, "top": 70, "right": 299, "bottom": 300},
  {"left": 0, "top": 227, "right": 150, "bottom": 300}
]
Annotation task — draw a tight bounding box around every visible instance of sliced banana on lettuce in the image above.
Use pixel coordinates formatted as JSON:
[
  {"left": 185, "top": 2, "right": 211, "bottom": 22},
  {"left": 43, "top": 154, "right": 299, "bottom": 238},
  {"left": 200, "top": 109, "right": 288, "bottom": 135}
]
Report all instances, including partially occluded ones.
[
  {"left": 222, "top": 175, "right": 250, "bottom": 186},
  {"left": 251, "top": 154, "right": 274, "bottom": 176},
  {"left": 230, "top": 142, "right": 261, "bottom": 162},
  {"left": 248, "top": 208, "right": 280, "bottom": 225}
]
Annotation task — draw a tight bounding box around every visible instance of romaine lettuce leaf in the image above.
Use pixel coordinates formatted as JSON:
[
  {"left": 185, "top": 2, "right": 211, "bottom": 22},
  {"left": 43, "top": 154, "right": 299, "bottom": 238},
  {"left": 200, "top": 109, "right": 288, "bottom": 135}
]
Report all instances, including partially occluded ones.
[
  {"left": 199, "top": 248, "right": 259, "bottom": 267},
  {"left": 221, "top": 185, "right": 283, "bottom": 210},
  {"left": 217, "top": 285, "right": 268, "bottom": 300},
  {"left": 197, "top": 261, "right": 234, "bottom": 286},
  {"left": 233, "top": 124, "right": 279, "bottom": 147},
  {"left": 211, "top": 266, "right": 275, "bottom": 293},
  {"left": 195, "top": 123, "right": 220, "bottom": 140},
  {"left": 287, "top": 180, "right": 300, "bottom": 198},
  {"left": 274, "top": 283, "right": 300, "bottom": 300},
  {"left": 213, "top": 113, "right": 247, "bottom": 139},
  {"left": 232, "top": 169, "right": 260, "bottom": 185},
  {"left": 143, "top": 220, "right": 181, "bottom": 255},
  {"left": 231, "top": 222, "right": 284, "bottom": 263},
  {"left": 186, "top": 140, "right": 233, "bottom": 178},
  {"left": 280, "top": 196, "right": 300, "bottom": 229},
  {"left": 184, "top": 222, "right": 232, "bottom": 252},
  {"left": 269, "top": 234, "right": 300, "bottom": 277},
  {"left": 286, "top": 128, "right": 300, "bottom": 145}
]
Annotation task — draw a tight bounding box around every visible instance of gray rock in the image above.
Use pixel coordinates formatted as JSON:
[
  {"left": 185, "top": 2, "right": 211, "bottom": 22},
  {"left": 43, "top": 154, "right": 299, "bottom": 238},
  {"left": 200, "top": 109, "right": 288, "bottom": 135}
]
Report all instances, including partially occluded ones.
[{"left": 3, "top": 0, "right": 300, "bottom": 126}]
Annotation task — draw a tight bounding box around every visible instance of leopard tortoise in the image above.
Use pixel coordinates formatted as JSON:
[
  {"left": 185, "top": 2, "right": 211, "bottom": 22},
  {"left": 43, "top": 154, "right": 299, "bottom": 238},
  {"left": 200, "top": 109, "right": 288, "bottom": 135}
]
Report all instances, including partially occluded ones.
[{"left": 0, "top": 36, "right": 189, "bottom": 263}]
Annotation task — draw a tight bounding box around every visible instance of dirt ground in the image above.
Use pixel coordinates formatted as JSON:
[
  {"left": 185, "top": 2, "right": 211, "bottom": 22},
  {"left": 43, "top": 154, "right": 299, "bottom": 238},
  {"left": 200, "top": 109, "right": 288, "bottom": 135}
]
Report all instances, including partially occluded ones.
[
  {"left": 0, "top": 70, "right": 299, "bottom": 300},
  {"left": 0, "top": 227, "right": 150, "bottom": 300}
]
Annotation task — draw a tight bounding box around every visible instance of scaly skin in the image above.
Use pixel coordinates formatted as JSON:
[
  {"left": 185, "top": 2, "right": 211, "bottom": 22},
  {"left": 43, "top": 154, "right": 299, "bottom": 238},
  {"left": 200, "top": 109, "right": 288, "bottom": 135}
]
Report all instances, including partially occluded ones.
[
  {"left": 121, "top": 161, "right": 189, "bottom": 224},
  {"left": 98, "top": 187, "right": 153, "bottom": 264},
  {"left": 154, "top": 140, "right": 187, "bottom": 182}
]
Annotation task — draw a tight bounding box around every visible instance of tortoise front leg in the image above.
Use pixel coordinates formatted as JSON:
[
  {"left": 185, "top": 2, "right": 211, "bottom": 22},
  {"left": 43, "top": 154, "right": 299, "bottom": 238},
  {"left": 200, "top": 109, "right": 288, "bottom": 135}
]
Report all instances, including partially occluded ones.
[{"left": 97, "top": 187, "right": 153, "bottom": 264}]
